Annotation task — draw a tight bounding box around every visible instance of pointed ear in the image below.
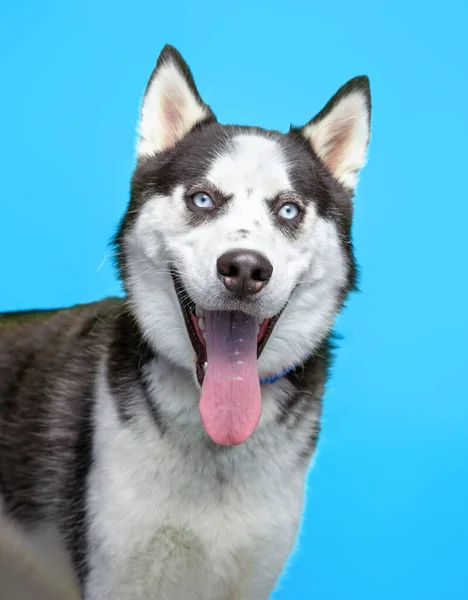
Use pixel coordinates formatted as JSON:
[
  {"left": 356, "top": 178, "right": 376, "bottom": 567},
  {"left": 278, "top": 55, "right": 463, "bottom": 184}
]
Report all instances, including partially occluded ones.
[
  {"left": 296, "top": 76, "right": 371, "bottom": 192},
  {"left": 137, "top": 45, "right": 215, "bottom": 157}
]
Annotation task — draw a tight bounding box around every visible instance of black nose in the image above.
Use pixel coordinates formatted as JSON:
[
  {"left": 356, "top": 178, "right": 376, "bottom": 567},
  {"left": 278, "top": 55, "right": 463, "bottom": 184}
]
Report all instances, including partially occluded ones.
[{"left": 217, "top": 250, "right": 273, "bottom": 298}]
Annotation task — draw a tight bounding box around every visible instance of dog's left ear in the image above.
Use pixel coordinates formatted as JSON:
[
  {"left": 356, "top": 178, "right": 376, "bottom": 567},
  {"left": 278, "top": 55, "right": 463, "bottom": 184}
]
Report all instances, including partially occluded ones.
[
  {"left": 295, "top": 76, "right": 371, "bottom": 192},
  {"left": 137, "top": 45, "right": 216, "bottom": 158}
]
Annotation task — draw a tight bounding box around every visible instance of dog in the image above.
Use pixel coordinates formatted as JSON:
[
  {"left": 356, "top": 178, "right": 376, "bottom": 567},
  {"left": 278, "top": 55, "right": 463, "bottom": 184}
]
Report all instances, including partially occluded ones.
[{"left": 0, "top": 45, "right": 371, "bottom": 599}]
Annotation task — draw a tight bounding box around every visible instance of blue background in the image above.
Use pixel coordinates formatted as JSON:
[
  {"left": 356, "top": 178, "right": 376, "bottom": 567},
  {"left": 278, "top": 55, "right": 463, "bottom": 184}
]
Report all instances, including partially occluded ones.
[{"left": 2, "top": 1, "right": 467, "bottom": 598}]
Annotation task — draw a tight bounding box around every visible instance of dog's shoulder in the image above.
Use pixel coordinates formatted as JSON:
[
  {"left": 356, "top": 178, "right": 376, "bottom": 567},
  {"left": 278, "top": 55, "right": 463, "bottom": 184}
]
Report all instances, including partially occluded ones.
[
  {"left": 0, "top": 298, "right": 120, "bottom": 363},
  {"left": 0, "top": 298, "right": 122, "bottom": 523}
]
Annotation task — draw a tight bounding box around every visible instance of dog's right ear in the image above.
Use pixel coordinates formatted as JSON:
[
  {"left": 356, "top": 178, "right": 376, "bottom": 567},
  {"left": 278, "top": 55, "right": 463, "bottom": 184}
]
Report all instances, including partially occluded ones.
[{"left": 137, "top": 45, "right": 216, "bottom": 158}]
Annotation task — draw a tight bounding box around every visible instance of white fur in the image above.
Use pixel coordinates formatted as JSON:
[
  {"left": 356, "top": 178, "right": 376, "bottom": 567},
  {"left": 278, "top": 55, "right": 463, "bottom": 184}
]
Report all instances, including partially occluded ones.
[
  {"left": 125, "top": 132, "right": 349, "bottom": 380},
  {"left": 85, "top": 357, "right": 317, "bottom": 599},
  {"left": 0, "top": 48, "right": 370, "bottom": 600},
  {"left": 302, "top": 90, "right": 370, "bottom": 190},
  {"left": 102, "top": 64, "right": 362, "bottom": 598},
  {"left": 137, "top": 58, "right": 211, "bottom": 157}
]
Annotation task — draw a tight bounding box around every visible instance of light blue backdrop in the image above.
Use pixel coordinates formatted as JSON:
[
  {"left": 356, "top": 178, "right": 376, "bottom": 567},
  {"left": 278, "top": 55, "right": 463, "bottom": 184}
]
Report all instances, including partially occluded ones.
[{"left": 2, "top": 1, "right": 467, "bottom": 598}]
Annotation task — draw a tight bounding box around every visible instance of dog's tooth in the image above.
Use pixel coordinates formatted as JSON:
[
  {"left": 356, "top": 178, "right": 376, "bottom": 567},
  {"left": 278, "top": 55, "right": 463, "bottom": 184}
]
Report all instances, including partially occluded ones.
[
  {"left": 203, "top": 332, "right": 206, "bottom": 340},
  {"left": 198, "top": 318, "right": 205, "bottom": 330},
  {"left": 195, "top": 306, "right": 205, "bottom": 318},
  {"left": 204, "top": 362, "right": 208, "bottom": 372}
]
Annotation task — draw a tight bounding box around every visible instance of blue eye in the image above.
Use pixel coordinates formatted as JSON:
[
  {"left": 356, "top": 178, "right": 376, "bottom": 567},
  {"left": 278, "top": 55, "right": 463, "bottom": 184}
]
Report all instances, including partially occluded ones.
[
  {"left": 278, "top": 202, "right": 300, "bottom": 220},
  {"left": 192, "top": 192, "right": 215, "bottom": 209}
]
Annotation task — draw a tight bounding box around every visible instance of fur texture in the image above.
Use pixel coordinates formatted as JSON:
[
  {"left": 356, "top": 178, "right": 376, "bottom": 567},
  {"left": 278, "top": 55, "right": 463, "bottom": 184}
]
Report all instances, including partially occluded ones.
[{"left": 0, "top": 45, "right": 371, "bottom": 599}]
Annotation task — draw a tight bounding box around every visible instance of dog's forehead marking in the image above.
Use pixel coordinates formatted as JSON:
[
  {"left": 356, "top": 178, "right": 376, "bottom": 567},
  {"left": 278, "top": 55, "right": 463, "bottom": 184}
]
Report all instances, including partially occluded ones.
[{"left": 207, "top": 134, "right": 291, "bottom": 198}]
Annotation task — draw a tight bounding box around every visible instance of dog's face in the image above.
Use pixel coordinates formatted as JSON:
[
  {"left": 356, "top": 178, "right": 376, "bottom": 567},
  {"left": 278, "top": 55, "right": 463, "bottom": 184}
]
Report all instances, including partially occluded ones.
[{"left": 117, "top": 45, "right": 371, "bottom": 446}]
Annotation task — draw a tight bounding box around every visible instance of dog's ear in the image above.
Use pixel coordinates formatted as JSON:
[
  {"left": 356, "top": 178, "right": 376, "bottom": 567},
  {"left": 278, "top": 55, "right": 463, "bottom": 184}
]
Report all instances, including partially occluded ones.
[
  {"left": 294, "top": 76, "right": 371, "bottom": 192},
  {"left": 137, "top": 45, "right": 215, "bottom": 157}
]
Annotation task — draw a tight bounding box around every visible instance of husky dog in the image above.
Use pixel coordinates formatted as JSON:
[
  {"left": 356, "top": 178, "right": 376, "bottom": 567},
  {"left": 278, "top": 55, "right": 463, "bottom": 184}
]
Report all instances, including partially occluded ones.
[{"left": 0, "top": 45, "right": 371, "bottom": 599}]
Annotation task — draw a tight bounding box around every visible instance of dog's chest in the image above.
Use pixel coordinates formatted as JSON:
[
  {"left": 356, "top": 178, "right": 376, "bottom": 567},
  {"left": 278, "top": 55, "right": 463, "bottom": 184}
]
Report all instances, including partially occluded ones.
[{"left": 85, "top": 370, "right": 310, "bottom": 599}]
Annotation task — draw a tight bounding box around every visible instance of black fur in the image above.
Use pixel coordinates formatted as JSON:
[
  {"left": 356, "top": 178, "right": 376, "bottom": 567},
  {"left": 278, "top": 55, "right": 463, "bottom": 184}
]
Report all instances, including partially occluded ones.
[
  {"left": 115, "top": 122, "right": 357, "bottom": 294},
  {"left": 147, "top": 45, "right": 216, "bottom": 125},
  {"left": 114, "top": 48, "right": 368, "bottom": 294},
  {"left": 107, "top": 308, "right": 165, "bottom": 432},
  {"left": 0, "top": 300, "right": 159, "bottom": 580},
  {"left": 0, "top": 43, "right": 370, "bottom": 594},
  {"left": 305, "top": 75, "right": 371, "bottom": 130},
  {"left": 63, "top": 375, "right": 95, "bottom": 586}
]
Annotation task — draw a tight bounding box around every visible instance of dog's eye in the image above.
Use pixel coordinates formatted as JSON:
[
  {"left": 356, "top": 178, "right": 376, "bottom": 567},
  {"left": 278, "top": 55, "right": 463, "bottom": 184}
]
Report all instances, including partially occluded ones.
[
  {"left": 278, "top": 202, "right": 300, "bottom": 220},
  {"left": 191, "top": 192, "right": 215, "bottom": 210}
]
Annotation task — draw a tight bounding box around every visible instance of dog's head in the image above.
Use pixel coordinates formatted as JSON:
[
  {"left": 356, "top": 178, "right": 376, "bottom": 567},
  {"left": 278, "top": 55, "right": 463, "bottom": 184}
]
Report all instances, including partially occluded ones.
[{"left": 116, "top": 45, "right": 371, "bottom": 446}]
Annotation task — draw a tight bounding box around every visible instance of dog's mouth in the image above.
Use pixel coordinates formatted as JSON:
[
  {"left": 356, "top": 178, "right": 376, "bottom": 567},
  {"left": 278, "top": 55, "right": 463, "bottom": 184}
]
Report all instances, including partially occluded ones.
[{"left": 172, "top": 270, "right": 282, "bottom": 447}]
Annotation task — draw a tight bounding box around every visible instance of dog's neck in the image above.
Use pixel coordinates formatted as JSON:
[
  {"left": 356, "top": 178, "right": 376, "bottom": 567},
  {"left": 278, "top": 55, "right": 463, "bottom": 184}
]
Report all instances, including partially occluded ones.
[{"left": 107, "top": 306, "right": 300, "bottom": 445}]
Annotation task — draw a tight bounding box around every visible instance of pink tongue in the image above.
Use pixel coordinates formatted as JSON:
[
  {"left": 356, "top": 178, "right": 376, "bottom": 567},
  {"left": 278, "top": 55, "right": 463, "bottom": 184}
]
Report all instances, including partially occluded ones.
[{"left": 199, "top": 311, "right": 261, "bottom": 446}]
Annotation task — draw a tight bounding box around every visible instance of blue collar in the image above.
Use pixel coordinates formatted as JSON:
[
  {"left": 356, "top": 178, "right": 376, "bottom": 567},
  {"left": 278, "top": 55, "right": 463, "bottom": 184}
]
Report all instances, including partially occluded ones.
[{"left": 259, "top": 362, "right": 300, "bottom": 385}]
